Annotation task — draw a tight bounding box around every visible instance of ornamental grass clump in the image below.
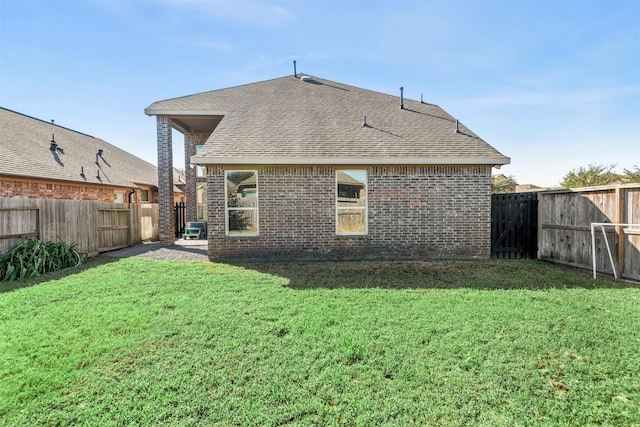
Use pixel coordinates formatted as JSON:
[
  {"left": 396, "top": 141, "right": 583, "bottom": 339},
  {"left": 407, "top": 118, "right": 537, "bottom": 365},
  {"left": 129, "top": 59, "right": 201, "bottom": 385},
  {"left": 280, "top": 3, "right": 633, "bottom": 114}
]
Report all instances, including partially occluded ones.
[{"left": 0, "top": 238, "right": 84, "bottom": 281}]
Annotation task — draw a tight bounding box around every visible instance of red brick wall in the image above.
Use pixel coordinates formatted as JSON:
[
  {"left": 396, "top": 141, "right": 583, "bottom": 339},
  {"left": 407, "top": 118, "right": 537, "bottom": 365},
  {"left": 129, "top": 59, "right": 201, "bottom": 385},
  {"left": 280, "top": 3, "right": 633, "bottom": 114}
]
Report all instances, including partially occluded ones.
[
  {"left": 207, "top": 165, "right": 492, "bottom": 261},
  {"left": 0, "top": 177, "right": 158, "bottom": 203},
  {"left": 0, "top": 177, "right": 117, "bottom": 201}
]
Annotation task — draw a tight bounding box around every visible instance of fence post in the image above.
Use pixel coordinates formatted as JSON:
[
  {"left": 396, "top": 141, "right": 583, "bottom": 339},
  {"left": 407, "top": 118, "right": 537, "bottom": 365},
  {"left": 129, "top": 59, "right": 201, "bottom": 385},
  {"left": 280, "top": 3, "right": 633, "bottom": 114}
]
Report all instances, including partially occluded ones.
[
  {"left": 35, "top": 199, "right": 41, "bottom": 241},
  {"left": 615, "top": 187, "right": 625, "bottom": 276},
  {"left": 536, "top": 192, "right": 543, "bottom": 260}
]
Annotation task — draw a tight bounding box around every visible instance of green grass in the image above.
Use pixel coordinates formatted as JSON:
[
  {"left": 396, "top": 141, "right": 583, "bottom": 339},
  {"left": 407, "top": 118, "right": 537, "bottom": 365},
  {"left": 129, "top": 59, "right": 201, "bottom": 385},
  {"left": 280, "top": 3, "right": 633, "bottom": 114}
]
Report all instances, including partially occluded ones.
[{"left": 1, "top": 258, "right": 638, "bottom": 426}]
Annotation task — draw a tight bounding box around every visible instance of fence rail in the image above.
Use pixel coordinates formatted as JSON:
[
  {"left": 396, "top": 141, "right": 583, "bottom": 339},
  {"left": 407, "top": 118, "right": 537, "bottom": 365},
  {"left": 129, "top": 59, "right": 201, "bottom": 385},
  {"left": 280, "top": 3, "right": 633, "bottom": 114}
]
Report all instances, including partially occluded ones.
[
  {"left": 538, "top": 184, "right": 640, "bottom": 281},
  {"left": 0, "top": 198, "right": 159, "bottom": 256}
]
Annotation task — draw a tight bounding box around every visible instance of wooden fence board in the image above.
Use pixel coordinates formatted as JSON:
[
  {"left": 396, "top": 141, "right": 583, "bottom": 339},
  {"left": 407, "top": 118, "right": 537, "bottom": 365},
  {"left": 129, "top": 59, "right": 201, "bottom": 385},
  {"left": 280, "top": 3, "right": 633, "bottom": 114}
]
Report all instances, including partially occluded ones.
[
  {"left": 140, "top": 203, "right": 159, "bottom": 241},
  {"left": 624, "top": 188, "right": 640, "bottom": 280},
  {"left": 539, "top": 184, "right": 640, "bottom": 280},
  {"left": 0, "top": 198, "right": 159, "bottom": 256},
  {"left": 0, "top": 198, "right": 39, "bottom": 253},
  {"left": 39, "top": 199, "right": 97, "bottom": 255},
  {"left": 130, "top": 203, "right": 141, "bottom": 246},
  {"left": 97, "top": 203, "right": 130, "bottom": 252}
]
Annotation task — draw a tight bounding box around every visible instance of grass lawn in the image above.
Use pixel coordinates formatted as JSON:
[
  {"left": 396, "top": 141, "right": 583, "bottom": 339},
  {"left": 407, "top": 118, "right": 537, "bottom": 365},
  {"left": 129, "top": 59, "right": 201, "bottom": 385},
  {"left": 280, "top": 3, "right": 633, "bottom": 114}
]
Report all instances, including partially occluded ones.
[{"left": 1, "top": 257, "right": 639, "bottom": 426}]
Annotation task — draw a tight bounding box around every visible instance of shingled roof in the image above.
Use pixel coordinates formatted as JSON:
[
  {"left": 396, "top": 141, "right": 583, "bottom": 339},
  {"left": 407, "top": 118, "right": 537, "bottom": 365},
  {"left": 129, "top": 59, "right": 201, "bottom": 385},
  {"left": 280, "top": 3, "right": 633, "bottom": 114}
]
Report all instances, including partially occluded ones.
[
  {"left": 0, "top": 107, "right": 158, "bottom": 189},
  {"left": 145, "top": 74, "right": 509, "bottom": 166}
]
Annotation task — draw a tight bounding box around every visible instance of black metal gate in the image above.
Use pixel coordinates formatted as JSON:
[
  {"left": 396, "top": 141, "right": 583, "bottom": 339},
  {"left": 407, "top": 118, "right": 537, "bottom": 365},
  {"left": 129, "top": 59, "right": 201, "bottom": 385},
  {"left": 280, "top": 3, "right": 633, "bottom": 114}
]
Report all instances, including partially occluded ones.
[
  {"left": 491, "top": 192, "right": 538, "bottom": 259},
  {"left": 175, "top": 202, "right": 186, "bottom": 238}
]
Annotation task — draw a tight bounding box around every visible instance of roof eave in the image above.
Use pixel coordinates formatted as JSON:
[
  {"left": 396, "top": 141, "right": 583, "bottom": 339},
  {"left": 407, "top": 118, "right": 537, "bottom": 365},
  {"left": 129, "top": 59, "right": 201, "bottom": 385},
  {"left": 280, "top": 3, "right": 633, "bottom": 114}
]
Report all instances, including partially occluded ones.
[
  {"left": 144, "top": 109, "right": 227, "bottom": 117},
  {"left": 191, "top": 156, "right": 511, "bottom": 166},
  {"left": 0, "top": 172, "right": 144, "bottom": 189}
]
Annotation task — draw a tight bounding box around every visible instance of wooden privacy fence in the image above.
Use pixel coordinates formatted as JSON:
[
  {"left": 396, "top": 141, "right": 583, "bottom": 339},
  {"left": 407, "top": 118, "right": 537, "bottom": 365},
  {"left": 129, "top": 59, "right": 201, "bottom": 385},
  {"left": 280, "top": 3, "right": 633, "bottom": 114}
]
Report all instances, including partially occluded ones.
[
  {"left": 141, "top": 203, "right": 160, "bottom": 241},
  {"left": 491, "top": 192, "right": 538, "bottom": 259},
  {"left": 0, "top": 198, "right": 159, "bottom": 256},
  {"left": 539, "top": 184, "right": 640, "bottom": 281}
]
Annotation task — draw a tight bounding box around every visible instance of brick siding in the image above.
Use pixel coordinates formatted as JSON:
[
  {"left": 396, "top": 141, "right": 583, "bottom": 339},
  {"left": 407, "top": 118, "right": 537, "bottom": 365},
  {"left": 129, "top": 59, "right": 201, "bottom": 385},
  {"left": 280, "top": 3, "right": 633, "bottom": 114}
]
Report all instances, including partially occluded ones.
[
  {"left": 184, "top": 132, "right": 209, "bottom": 222},
  {"left": 0, "top": 177, "right": 157, "bottom": 202},
  {"left": 156, "top": 116, "right": 175, "bottom": 245},
  {"left": 0, "top": 177, "right": 112, "bottom": 201},
  {"left": 207, "top": 165, "right": 492, "bottom": 261}
]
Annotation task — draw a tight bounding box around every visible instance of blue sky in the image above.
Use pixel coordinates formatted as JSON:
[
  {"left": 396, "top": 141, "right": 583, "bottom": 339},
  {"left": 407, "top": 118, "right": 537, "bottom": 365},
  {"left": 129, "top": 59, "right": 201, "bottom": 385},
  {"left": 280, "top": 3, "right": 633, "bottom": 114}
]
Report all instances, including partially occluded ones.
[{"left": 1, "top": 0, "right": 638, "bottom": 187}]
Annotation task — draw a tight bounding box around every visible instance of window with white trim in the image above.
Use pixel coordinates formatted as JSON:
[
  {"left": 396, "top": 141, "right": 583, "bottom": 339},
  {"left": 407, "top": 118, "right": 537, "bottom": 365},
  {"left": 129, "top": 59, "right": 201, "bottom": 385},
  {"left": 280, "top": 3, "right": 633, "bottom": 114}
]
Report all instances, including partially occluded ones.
[
  {"left": 195, "top": 145, "right": 206, "bottom": 177},
  {"left": 225, "top": 171, "right": 258, "bottom": 236},
  {"left": 197, "top": 182, "right": 207, "bottom": 221},
  {"left": 336, "top": 170, "right": 367, "bottom": 235}
]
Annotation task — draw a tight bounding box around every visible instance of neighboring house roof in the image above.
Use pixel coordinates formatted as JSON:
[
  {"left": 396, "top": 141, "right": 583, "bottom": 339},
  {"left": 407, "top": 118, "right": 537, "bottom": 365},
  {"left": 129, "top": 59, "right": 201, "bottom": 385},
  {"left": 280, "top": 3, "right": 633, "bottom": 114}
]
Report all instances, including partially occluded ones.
[
  {"left": 173, "top": 167, "right": 186, "bottom": 186},
  {"left": 237, "top": 174, "right": 256, "bottom": 188},
  {"left": 0, "top": 107, "right": 159, "bottom": 190},
  {"left": 146, "top": 74, "right": 510, "bottom": 166},
  {"left": 173, "top": 167, "right": 186, "bottom": 193},
  {"left": 337, "top": 171, "right": 365, "bottom": 187},
  {"left": 516, "top": 184, "right": 548, "bottom": 193}
]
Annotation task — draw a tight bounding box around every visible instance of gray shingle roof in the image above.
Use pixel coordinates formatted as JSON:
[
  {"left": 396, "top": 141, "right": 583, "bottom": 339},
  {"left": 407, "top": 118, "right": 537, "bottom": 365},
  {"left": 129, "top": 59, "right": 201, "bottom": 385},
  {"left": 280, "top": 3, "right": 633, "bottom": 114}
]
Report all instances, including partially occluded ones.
[
  {"left": 0, "top": 107, "right": 159, "bottom": 189},
  {"left": 146, "top": 74, "right": 509, "bottom": 166}
]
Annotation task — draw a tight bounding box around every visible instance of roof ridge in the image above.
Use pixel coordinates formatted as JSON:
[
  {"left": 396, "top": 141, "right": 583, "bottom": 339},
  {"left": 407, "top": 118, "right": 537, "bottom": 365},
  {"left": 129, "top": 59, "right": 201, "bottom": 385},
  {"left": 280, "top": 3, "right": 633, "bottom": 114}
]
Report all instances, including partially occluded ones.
[
  {"left": 146, "top": 74, "right": 298, "bottom": 106},
  {"left": 295, "top": 75, "right": 441, "bottom": 107},
  {"left": 148, "top": 73, "right": 444, "bottom": 108},
  {"left": 0, "top": 106, "right": 96, "bottom": 138}
]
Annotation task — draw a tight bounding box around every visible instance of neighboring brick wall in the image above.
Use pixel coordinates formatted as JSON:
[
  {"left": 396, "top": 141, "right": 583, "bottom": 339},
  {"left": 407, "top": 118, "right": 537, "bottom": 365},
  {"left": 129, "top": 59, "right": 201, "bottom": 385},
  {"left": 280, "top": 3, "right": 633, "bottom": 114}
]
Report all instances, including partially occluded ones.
[
  {"left": 207, "top": 165, "right": 492, "bottom": 261},
  {"left": 0, "top": 177, "right": 118, "bottom": 201},
  {"left": 1, "top": 177, "right": 159, "bottom": 203},
  {"left": 130, "top": 187, "right": 160, "bottom": 204}
]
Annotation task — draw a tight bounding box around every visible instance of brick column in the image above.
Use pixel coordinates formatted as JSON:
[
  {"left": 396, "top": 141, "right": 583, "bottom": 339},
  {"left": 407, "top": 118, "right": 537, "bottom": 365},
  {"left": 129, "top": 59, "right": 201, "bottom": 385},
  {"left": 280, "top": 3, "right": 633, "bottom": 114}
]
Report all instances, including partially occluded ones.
[
  {"left": 184, "top": 133, "right": 197, "bottom": 222},
  {"left": 157, "top": 116, "right": 175, "bottom": 245},
  {"left": 185, "top": 132, "right": 209, "bottom": 222}
]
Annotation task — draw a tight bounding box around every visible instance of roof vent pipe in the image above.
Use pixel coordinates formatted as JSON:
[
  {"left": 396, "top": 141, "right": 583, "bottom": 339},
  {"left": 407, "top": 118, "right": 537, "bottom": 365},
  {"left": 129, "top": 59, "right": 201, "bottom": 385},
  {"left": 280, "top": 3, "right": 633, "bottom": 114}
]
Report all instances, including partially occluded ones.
[
  {"left": 50, "top": 134, "right": 57, "bottom": 151},
  {"left": 421, "top": 94, "right": 424, "bottom": 104},
  {"left": 293, "top": 60, "right": 297, "bottom": 78},
  {"left": 362, "top": 115, "right": 368, "bottom": 128},
  {"left": 399, "top": 87, "right": 405, "bottom": 109},
  {"left": 455, "top": 119, "right": 461, "bottom": 134}
]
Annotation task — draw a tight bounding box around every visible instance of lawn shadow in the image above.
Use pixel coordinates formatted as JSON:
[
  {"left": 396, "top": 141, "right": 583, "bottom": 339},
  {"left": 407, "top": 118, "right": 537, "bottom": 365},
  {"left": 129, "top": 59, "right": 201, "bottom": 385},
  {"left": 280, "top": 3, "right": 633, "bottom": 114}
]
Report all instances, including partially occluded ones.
[
  {"left": 0, "top": 256, "right": 119, "bottom": 293},
  {"left": 232, "top": 259, "right": 638, "bottom": 290}
]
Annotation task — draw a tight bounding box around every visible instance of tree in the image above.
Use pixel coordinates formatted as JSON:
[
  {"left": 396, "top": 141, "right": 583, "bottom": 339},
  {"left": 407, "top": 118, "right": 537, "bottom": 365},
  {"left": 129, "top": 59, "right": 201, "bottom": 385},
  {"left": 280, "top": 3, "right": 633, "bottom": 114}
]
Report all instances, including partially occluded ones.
[
  {"left": 623, "top": 165, "right": 640, "bottom": 183},
  {"left": 558, "top": 164, "right": 621, "bottom": 189},
  {"left": 491, "top": 174, "right": 518, "bottom": 194}
]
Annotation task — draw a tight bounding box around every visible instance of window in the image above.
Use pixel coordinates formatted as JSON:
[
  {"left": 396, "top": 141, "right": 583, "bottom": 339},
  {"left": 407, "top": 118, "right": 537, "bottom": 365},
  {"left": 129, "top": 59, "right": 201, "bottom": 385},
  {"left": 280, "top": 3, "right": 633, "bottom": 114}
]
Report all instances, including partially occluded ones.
[
  {"left": 336, "top": 170, "right": 367, "bottom": 235},
  {"left": 225, "top": 171, "right": 258, "bottom": 236},
  {"left": 114, "top": 192, "right": 125, "bottom": 203},
  {"left": 197, "top": 182, "right": 208, "bottom": 221},
  {"left": 195, "top": 145, "right": 206, "bottom": 178},
  {"left": 140, "top": 189, "right": 149, "bottom": 202}
]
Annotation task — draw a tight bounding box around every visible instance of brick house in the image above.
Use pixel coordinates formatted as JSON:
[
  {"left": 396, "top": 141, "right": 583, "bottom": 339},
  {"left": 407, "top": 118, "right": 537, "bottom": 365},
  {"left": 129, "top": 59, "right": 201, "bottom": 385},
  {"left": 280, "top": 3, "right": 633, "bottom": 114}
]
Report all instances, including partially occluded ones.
[
  {"left": 145, "top": 73, "right": 510, "bottom": 260},
  {"left": 0, "top": 107, "right": 183, "bottom": 203}
]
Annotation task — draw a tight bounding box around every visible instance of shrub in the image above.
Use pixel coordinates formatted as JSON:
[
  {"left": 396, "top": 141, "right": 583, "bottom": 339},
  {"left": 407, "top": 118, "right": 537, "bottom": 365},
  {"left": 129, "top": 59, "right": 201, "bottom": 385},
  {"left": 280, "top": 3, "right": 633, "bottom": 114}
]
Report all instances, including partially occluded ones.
[{"left": 0, "top": 238, "right": 85, "bottom": 281}]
